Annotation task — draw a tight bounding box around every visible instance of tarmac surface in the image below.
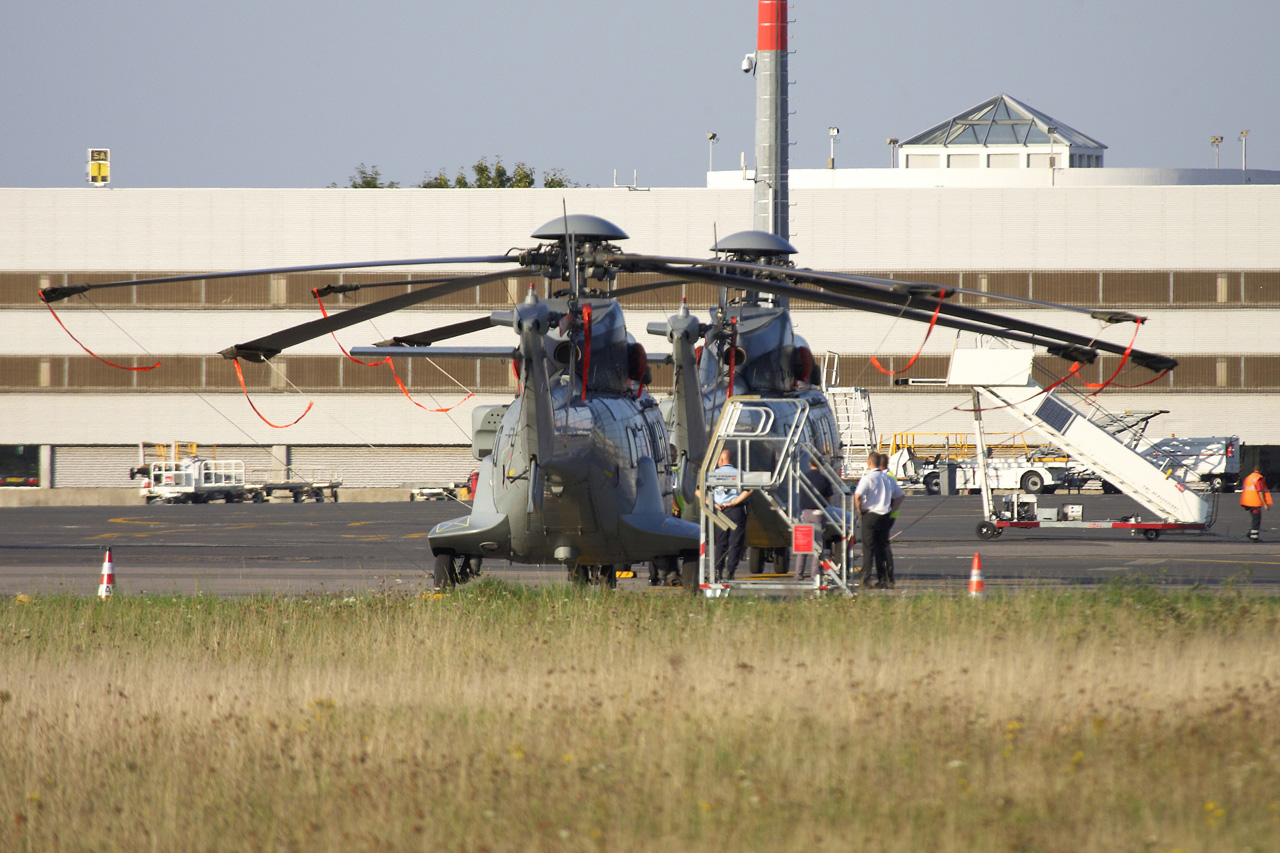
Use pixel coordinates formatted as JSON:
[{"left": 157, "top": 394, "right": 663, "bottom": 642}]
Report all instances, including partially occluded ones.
[{"left": 1, "top": 493, "right": 1277, "bottom": 597}]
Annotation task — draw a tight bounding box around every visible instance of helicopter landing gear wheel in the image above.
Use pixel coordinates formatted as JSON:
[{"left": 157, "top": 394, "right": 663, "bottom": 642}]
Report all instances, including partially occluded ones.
[
  {"left": 601, "top": 564, "right": 618, "bottom": 589},
  {"left": 976, "top": 521, "right": 998, "bottom": 540},
  {"left": 1143, "top": 529, "right": 1160, "bottom": 541},
  {"left": 461, "top": 555, "right": 482, "bottom": 582},
  {"left": 434, "top": 554, "right": 457, "bottom": 589},
  {"left": 680, "top": 558, "right": 699, "bottom": 594},
  {"left": 569, "top": 564, "right": 590, "bottom": 586}
]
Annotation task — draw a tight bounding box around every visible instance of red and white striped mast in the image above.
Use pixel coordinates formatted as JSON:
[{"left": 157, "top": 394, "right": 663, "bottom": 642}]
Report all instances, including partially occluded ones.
[{"left": 753, "top": 0, "right": 789, "bottom": 241}]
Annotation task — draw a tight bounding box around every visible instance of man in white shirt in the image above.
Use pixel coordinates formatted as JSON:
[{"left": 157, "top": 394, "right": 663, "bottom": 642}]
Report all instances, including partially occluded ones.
[{"left": 854, "top": 452, "right": 905, "bottom": 588}]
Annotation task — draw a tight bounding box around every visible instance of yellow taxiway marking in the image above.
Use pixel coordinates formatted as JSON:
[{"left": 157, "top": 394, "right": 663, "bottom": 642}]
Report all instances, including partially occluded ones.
[
  {"left": 404, "top": 532, "right": 431, "bottom": 538},
  {"left": 108, "top": 516, "right": 170, "bottom": 525}
]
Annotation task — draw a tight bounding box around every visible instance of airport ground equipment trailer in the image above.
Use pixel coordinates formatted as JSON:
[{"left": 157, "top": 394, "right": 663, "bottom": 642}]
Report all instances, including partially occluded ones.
[
  {"left": 136, "top": 458, "right": 252, "bottom": 504},
  {"left": 132, "top": 442, "right": 340, "bottom": 503},
  {"left": 694, "top": 396, "right": 854, "bottom": 597},
  {"left": 948, "top": 349, "right": 1213, "bottom": 541}
]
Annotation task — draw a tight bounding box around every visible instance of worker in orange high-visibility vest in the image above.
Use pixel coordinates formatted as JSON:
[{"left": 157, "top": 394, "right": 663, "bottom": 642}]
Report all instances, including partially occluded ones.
[{"left": 1239, "top": 465, "right": 1272, "bottom": 542}]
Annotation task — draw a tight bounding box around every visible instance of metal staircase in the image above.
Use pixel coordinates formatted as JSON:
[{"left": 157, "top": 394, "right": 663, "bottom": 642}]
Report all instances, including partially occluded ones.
[
  {"left": 949, "top": 349, "right": 1210, "bottom": 525},
  {"left": 821, "top": 352, "right": 876, "bottom": 476}
]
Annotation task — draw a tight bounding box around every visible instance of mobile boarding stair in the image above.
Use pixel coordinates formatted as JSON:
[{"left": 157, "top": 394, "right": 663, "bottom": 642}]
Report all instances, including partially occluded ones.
[
  {"left": 948, "top": 348, "right": 1213, "bottom": 540},
  {"left": 696, "top": 396, "right": 854, "bottom": 597},
  {"left": 822, "top": 352, "right": 876, "bottom": 478}
]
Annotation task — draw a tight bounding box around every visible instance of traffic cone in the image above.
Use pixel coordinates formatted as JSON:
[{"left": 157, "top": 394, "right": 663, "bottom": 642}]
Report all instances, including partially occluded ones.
[
  {"left": 97, "top": 548, "right": 115, "bottom": 599},
  {"left": 968, "top": 552, "right": 986, "bottom": 598}
]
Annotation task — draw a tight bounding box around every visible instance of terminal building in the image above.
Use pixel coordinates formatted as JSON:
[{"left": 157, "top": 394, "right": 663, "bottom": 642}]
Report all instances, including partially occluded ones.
[{"left": 3, "top": 95, "right": 1278, "bottom": 502}]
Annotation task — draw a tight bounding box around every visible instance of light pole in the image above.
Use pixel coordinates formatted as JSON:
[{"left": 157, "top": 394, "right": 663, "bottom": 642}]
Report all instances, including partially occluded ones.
[
  {"left": 706, "top": 132, "right": 718, "bottom": 172},
  {"left": 887, "top": 137, "right": 899, "bottom": 168},
  {"left": 1239, "top": 130, "right": 1250, "bottom": 170},
  {"left": 827, "top": 126, "right": 840, "bottom": 169},
  {"left": 1210, "top": 136, "right": 1223, "bottom": 169}
]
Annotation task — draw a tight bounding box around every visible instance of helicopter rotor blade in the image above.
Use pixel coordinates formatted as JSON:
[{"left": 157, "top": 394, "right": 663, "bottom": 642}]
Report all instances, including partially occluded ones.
[
  {"left": 219, "top": 267, "right": 532, "bottom": 361},
  {"left": 38, "top": 255, "right": 520, "bottom": 303},
  {"left": 613, "top": 258, "right": 1176, "bottom": 372},
  {"left": 374, "top": 316, "right": 495, "bottom": 347},
  {"left": 637, "top": 263, "right": 1180, "bottom": 370},
  {"left": 611, "top": 252, "right": 1099, "bottom": 315}
]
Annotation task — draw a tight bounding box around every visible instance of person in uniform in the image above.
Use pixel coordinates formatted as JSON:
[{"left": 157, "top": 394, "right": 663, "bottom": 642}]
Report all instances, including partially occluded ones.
[
  {"left": 1240, "top": 465, "right": 1272, "bottom": 542},
  {"left": 855, "top": 452, "right": 904, "bottom": 588},
  {"left": 709, "top": 448, "right": 752, "bottom": 580}
]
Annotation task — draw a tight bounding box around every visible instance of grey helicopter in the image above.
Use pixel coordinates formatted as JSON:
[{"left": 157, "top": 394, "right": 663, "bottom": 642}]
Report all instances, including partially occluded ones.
[
  {"left": 609, "top": 228, "right": 1181, "bottom": 578},
  {"left": 39, "top": 213, "right": 703, "bottom": 589},
  {"left": 40, "top": 214, "right": 1179, "bottom": 591}
]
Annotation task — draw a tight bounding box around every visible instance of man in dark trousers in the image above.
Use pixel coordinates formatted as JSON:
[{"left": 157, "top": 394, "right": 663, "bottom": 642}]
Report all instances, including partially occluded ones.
[
  {"left": 855, "top": 452, "right": 904, "bottom": 588},
  {"left": 710, "top": 448, "right": 752, "bottom": 580},
  {"left": 1240, "top": 465, "right": 1272, "bottom": 542}
]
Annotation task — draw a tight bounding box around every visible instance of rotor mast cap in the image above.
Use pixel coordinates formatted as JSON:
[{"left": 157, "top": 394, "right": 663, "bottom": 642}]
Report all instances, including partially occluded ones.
[
  {"left": 531, "top": 215, "right": 628, "bottom": 242},
  {"left": 713, "top": 230, "right": 797, "bottom": 257}
]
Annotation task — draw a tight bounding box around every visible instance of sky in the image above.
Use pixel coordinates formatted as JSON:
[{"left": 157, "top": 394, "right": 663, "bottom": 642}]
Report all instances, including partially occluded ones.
[{"left": 2, "top": 0, "right": 1277, "bottom": 189}]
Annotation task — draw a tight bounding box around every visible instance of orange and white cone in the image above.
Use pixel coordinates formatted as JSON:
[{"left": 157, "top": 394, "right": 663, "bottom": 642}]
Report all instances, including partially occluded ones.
[
  {"left": 97, "top": 548, "right": 115, "bottom": 599},
  {"left": 968, "top": 552, "right": 986, "bottom": 598}
]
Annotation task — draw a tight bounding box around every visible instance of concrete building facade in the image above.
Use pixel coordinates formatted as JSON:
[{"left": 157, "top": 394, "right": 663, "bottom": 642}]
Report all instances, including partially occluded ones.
[{"left": 3, "top": 174, "right": 1279, "bottom": 501}]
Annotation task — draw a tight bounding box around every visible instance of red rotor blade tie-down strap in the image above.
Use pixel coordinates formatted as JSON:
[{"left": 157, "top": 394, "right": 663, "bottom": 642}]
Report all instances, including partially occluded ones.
[
  {"left": 314, "top": 289, "right": 390, "bottom": 366},
  {"left": 871, "top": 300, "right": 942, "bottom": 376},
  {"left": 386, "top": 358, "right": 478, "bottom": 412},
  {"left": 232, "top": 358, "right": 313, "bottom": 428},
  {"left": 1084, "top": 319, "right": 1149, "bottom": 393},
  {"left": 40, "top": 290, "right": 161, "bottom": 371},
  {"left": 581, "top": 303, "right": 593, "bottom": 402},
  {"left": 315, "top": 289, "right": 471, "bottom": 411}
]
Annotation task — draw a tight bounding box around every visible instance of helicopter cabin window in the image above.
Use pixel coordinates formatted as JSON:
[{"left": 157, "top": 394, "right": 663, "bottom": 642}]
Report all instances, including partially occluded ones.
[
  {"left": 642, "top": 409, "right": 667, "bottom": 466},
  {"left": 625, "top": 427, "right": 640, "bottom": 468},
  {"left": 811, "top": 416, "right": 836, "bottom": 458}
]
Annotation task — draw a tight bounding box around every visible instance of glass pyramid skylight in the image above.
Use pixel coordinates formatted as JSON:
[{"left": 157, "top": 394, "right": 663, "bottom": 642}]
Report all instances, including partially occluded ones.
[{"left": 902, "top": 94, "right": 1106, "bottom": 149}]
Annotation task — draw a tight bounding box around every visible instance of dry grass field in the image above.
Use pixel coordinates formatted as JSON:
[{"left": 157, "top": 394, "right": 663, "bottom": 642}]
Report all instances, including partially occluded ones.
[{"left": 3, "top": 581, "right": 1279, "bottom": 852}]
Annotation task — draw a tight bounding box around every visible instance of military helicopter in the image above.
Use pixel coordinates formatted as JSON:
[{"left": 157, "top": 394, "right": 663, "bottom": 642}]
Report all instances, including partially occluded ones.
[
  {"left": 39, "top": 213, "right": 703, "bottom": 590},
  {"left": 609, "top": 229, "right": 1180, "bottom": 576},
  {"left": 39, "top": 215, "right": 1178, "bottom": 591}
]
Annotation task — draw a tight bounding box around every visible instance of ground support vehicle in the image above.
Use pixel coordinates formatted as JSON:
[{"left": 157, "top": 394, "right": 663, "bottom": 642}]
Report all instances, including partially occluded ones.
[
  {"left": 137, "top": 458, "right": 253, "bottom": 504},
  {"left": 913, "top": 454, "right": 1068, "bottom": 496},
  {"left": 949, "top": 349, "right": 1213, "bottom": 541},
  {"left": 256, "top": 473, "right": 341, "bottom": 503},
  {"left": 694, "top": 397, "right": 854, "bottom": 597},
  {"left": 134, "top": 444, "right": 340, "bottom": 504},
  {"left": 406, "top": 481, "right": 465, "bottom": 501}
]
